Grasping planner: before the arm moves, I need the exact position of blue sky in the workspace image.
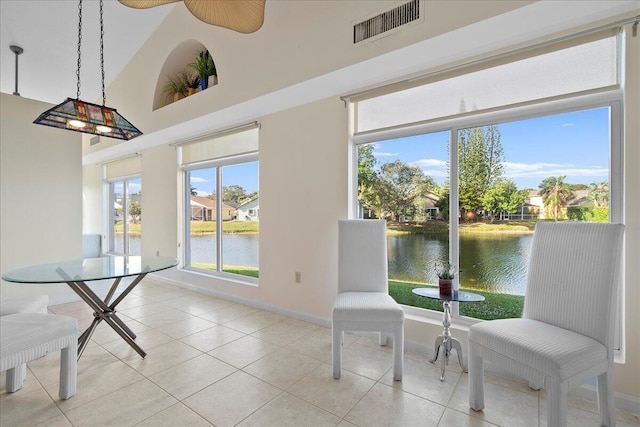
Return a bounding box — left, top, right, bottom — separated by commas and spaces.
190, 161, 259, 196
372, 107, 610, 189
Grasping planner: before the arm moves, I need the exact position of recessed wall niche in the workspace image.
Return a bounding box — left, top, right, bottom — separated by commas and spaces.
152, 40, 218, 111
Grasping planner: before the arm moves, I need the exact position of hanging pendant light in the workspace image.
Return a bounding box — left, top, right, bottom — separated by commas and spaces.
34, 0, 142, 141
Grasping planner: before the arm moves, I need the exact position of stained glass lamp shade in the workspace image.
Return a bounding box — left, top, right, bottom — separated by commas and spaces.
33, 98, 142, 141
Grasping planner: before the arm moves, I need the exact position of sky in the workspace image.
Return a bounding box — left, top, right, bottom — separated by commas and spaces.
189, 161, 259, 197
371, 107, 610, 189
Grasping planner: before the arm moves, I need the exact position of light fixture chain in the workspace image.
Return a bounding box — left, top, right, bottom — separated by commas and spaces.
76, 0, 83, 99
100, 0, 106, 106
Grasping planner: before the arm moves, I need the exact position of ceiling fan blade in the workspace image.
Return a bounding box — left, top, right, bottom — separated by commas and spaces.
117, 0, 180, 10
183, 0, 265, 33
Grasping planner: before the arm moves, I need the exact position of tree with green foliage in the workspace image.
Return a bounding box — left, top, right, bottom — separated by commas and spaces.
222, 185, 248, 205
129, 201, 142, 224
458, 125, 505, 217
588, 181, 608, 207
377, 160, 435, 221
482, 179, 528, 222
539, 175, 575, 220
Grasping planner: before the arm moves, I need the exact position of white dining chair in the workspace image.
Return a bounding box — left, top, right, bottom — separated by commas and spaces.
1, 313, 79, 399
468, 222, 624, 427
332, 219, 404, 381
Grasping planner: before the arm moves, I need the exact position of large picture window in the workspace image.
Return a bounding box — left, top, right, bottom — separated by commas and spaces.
180, 124, 259, 281
350, 31, 624, 334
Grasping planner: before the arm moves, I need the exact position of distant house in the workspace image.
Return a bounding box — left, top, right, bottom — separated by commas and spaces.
190, 196, 235, 221
236, 197, 259, 221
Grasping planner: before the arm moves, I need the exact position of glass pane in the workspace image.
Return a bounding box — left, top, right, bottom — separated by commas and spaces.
112, 181, 125, 254
221, 161, 259, 278
127, 178, 142, 256
357, 132, 449, 312
188, 168, 218, 271
457, 107, 610, 319
357, 36, 617, 132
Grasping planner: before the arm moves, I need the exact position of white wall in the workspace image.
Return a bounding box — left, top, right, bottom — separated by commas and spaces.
1, 93, 82, 300
80, 1, 640, 400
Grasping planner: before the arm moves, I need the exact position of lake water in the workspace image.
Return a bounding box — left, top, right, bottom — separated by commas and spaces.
120, 232, 531, 295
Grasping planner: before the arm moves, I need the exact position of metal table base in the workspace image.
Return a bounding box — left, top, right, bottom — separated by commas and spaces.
429, 300, 466, 381
57, 268, 148, 360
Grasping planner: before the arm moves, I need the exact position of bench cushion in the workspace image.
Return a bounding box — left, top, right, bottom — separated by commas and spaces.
333, 292, 404, 322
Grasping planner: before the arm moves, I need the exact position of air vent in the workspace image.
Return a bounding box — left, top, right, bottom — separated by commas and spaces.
353, 0, 419, 44
90, 136, 101, 146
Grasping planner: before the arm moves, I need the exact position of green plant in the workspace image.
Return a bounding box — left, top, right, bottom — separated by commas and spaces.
435, 261, 455, 280
190, 49, 217, 80
183, 70, 200, 89
161, 71, 188, 102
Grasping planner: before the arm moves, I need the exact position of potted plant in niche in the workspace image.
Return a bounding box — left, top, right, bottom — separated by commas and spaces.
435, 261, 455, 296
190, 49, 217, 91
183, 71, 200, 96
161, 72, 188, 104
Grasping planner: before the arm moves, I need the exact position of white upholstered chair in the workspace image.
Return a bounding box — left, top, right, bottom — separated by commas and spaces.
468, 222, 625, 427
332, 219, 404, 380
1, 313, 79, 399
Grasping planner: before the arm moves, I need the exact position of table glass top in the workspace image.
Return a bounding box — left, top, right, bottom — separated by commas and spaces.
2, 256, 178, 284
412, 287, 485, 302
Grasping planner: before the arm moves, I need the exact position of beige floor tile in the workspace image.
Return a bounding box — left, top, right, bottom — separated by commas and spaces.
48, 300, 89, 314
28, 342, 118, 387
33, 413, 74, 427
250, 318, 317, 346
143, 288, 193, 302
438, 408, 499, 426
287, 364, 375, 418
379, 355, 461, 405
285, 328, 357, 363
154, 316, 216, 339
157, 294, 205, 309
183, 370, 281, 427
180, 324, 246, 352
0, 387, 64, 426
135, 307, 194, 328
223, 310, 286, 334
237, 392, 342, 427
345, 382, 446, 427
244, 348, 322, 389
63, 379, 177, 427
89, 317, 151, 345
118, 302, 173, 319
540, 396, 640, 427
100, 328, 174, 359
148, 354, 236, 400
134, 402, 213, 426
449, 375, 539, 427
208, 335, 279, 368
340, 341, 394, 381
123, 340, 202, 376
43, 360, 144, 411
337, 421, 358, 427
112, 295, 154, 310
177, 298, 237, 316
199, 304, 259, 324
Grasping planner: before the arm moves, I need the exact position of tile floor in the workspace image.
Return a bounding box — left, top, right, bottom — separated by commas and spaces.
1, 279, 639, 427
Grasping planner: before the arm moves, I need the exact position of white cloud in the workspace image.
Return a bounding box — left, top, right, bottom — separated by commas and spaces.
561, 122, 575, 127
503, 161, 607, 179
373, 151, 398, 157
190, 177, 207, 183
412, 158, 447, 168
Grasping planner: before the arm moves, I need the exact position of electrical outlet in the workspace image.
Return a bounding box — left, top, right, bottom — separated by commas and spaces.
156, 250, 160, 256
295, 272, 301, 283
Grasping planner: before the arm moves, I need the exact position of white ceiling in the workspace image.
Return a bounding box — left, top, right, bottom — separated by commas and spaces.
0, 0, 173, 104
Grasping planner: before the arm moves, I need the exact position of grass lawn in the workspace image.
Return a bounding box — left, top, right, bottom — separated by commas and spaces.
387, 220, 536, 236
389, 279, 524, 320
191, 262, 259, 278
115, 220, 259, 235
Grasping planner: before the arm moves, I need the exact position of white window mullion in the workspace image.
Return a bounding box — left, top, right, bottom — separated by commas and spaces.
216, 167, 223, 272
450, 128, 460, 318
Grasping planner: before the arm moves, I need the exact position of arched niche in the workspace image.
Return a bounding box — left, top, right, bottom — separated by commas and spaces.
153, 39, 215, 111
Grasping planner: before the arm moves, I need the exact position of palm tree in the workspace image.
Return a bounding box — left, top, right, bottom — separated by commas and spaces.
538, 176, 575, 220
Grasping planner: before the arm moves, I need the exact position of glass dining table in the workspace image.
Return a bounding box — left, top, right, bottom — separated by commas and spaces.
2, 256, 177, 360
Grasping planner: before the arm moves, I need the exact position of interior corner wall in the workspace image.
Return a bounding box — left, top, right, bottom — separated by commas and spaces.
0, 93, 82, 301
153, 96, 347, 318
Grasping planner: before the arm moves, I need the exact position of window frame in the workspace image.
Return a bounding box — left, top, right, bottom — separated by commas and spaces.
106, 174, 142, 256
350, 89, 624, 354
181, 152, 259, 284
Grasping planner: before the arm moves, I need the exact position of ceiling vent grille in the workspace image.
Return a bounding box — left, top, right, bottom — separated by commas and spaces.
90, 136, 101, 146
353, 0, 419, 44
